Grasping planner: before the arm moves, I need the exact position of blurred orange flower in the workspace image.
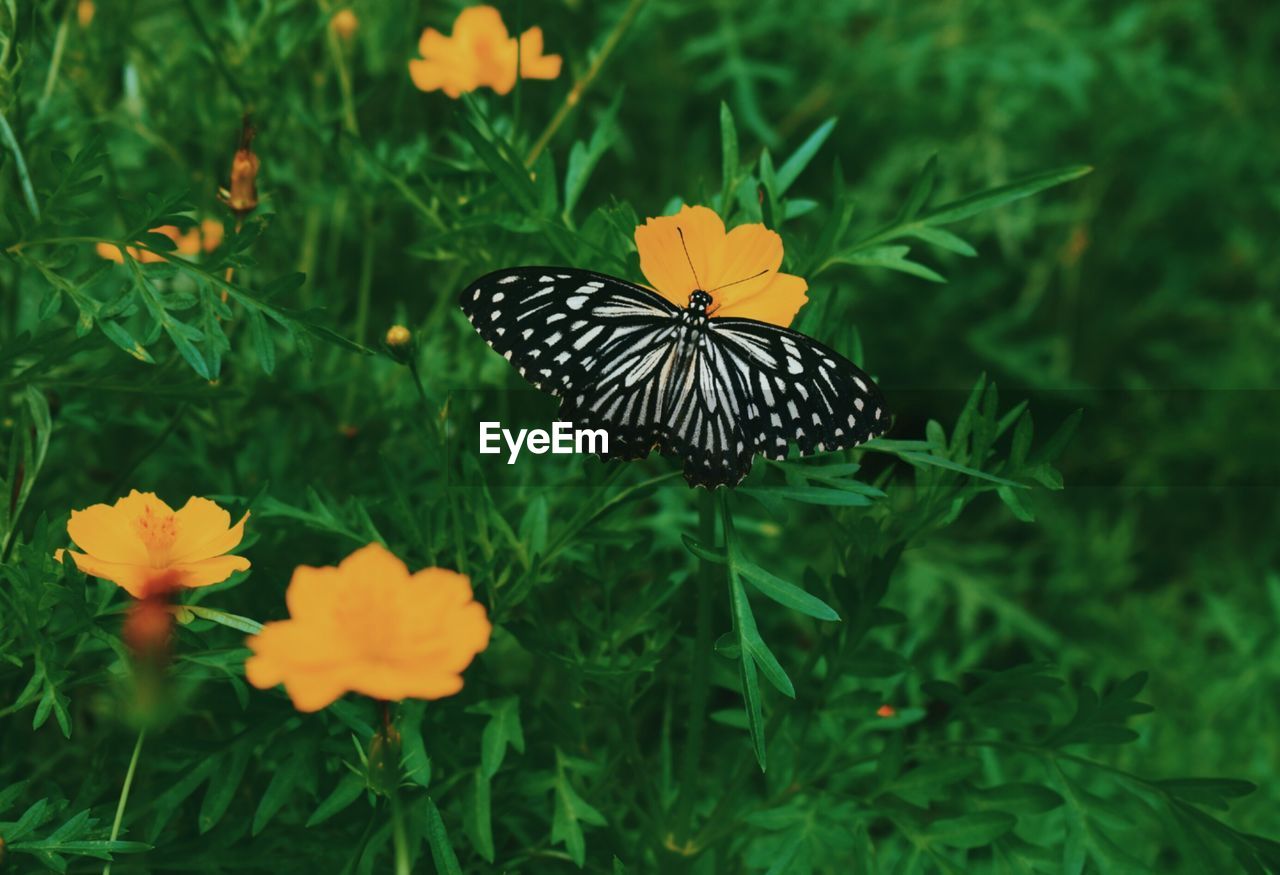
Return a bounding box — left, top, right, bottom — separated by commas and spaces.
634, 204, 809, 328
95, 219, 225, 264
245, 543, 491, 712
60, 490, 250, 598
409, 5, 561, 98
77, 0, 94, 27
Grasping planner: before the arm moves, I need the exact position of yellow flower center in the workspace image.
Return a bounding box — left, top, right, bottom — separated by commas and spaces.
133, 506, 179, 566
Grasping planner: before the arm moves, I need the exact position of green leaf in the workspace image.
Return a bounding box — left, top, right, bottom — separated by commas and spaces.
828, 244, 945, 283
739, 484, 875, 507
925, 811, 1017, 848
719, 101, 740, 211
423, 796, 463, 875
465, 769, 495, 862
474, 697, 524, 779
922, 165, 1093, 226
775, 117, 836, 195
734, 557, 840, 621
975, 782, 1065, 814
252, 748, 309, 835
457, 108, 539, 213
199, 747, 250, 833
305, 774, 365, 828
551, 752, 607, 867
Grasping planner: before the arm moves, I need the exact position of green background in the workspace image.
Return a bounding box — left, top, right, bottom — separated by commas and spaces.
1, 0, 1277, 872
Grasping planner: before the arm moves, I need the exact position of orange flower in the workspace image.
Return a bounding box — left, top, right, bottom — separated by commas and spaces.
60, 491, 250, 598
409, 5, 561, 98
634, 204, 809, 328
245, 543, 491, 712
876, 703, 897, 718
330, 8, 358, 40
77, 0, 94, 27
95, 220, 224, 263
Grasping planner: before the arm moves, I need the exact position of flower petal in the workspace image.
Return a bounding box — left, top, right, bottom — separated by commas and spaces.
352, 664, 465, 702
170, 498, 246, 563
518, 28, 562, 80
715, 270, 809, 327
171, 554, 250, 588
635, 205, 727, 306
709, 222, 784, 309
66, 496, 153, 565
65, 550, 159, 598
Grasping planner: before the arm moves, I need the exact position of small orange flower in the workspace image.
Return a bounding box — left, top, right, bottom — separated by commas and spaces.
95, 220, 224, 263
61, 490, 250, 598
245, 543, 491, 712
409, 5, 561, 98
77, 0, 95, 27
634, 205, 809, 328
876, 703, 897, 718
330, 8, 358, 40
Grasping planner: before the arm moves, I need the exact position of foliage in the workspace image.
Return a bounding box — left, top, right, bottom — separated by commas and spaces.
1, 0, 1277, 873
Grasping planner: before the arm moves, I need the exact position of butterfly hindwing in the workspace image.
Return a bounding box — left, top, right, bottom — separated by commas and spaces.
710, 319, 890, 460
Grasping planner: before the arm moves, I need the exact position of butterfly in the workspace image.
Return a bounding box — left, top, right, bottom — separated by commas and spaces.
459, 264, 889, 488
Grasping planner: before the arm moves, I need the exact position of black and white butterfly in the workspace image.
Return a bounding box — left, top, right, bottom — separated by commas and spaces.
459, 267, 889, 488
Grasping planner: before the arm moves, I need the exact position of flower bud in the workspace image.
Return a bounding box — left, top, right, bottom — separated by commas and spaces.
219, 119, 260, 216
385, 325, 411, 347
330, 9, 358, 40
367, 721, 403, 797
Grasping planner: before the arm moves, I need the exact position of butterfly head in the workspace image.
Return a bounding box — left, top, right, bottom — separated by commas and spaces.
688, 290, 713, 312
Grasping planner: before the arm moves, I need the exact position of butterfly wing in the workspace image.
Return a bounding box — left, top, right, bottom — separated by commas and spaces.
460, 267, 682, 460
459, 267, 679, 396
708, 318, 890, 461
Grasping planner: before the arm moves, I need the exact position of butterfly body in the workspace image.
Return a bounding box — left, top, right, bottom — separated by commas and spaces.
460, 267, 889, 488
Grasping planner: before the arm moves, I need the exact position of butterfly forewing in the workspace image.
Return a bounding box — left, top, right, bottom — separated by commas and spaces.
459, 267, 678, 397
460, 267, 889, 487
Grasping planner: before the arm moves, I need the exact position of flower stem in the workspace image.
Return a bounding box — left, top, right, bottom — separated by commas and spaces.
39, 0, 75, 111
103, 728, 146, 875
391, 789, 411, 875
524, 0, 648, 167
0, 109, 41, 221
671, 488, 718, 852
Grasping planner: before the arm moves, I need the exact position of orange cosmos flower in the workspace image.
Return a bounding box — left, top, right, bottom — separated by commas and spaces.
61, 491, 250, 598
634, 204, 809, 328
409, 5, 561, 98
95, 219, 225, 264
245, 543, 491, 713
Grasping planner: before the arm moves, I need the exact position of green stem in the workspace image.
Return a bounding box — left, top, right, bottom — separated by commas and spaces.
39, 0, 75, 110
391, 785, 411, 875
670, 489, 718, 851
524, 0, 648, 167
103, 729, 146, 875
0, 109, 41, 221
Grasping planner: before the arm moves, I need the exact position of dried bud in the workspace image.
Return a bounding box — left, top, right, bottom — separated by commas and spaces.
219, 118, 260, 216
330, 9, 358, 40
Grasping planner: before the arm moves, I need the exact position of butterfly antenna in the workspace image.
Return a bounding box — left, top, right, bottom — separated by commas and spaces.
707, 268, 769, 293
677, 227, 703, 290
